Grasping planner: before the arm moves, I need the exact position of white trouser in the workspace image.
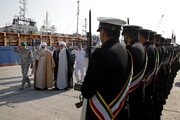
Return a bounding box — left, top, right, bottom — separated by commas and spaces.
75, 64, 85, 82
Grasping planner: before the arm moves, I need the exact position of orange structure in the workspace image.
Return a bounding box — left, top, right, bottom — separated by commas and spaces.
0, 32, 87, 46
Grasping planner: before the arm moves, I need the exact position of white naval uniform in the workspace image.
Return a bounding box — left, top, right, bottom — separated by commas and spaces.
72, 48, 86, 82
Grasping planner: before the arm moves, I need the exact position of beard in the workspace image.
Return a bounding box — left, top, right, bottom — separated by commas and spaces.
60, 47, 65, 50
41, 47, 46, 51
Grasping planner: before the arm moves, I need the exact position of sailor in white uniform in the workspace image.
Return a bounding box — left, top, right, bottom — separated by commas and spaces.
71, 43, 86, 83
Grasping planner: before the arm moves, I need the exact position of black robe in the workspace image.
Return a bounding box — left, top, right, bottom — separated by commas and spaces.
53, 49, 74, 88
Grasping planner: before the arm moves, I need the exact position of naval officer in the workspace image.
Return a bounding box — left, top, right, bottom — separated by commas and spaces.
81, 17, 133, 120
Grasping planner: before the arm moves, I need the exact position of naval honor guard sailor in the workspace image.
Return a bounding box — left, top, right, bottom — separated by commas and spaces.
139, 29, 156, 120
81, 17, 133, 120
122, 25, 147, 120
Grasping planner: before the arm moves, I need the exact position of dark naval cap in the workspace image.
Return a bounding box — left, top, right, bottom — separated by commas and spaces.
139, 29, 151, 39
139, 29, 151, 34
166, 38, 172, 43
21, 42, 27, 46
122, 25, 142, 35
149, 31, 157, 37
160, 36, 166, 43
149, 31, 157, 41
155, 34, 161, 39
97, 17, 126, 32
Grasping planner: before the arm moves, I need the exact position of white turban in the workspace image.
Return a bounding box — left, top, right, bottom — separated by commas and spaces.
59, 41, 66, 46
40, 42, 47, 47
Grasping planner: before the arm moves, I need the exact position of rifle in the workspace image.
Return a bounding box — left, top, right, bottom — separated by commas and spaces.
74, 10, 92, 109
74, 83, 84, 108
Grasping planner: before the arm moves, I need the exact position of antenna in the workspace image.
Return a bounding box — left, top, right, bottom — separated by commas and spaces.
19, 0, 27, 20
83, 18, 87, 35
45, 11, 49, 26
76, 0, 80, 34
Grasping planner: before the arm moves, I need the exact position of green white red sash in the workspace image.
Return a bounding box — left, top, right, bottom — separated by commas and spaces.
89, 50, 133, 120
129, 53, 148, 93
169, 52, 174, 67
155, 48, 160, 77
145, 50, 158, 87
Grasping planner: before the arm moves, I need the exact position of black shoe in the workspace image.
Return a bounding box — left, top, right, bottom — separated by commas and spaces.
63, 87, 68, 90
53, 87, 59, 90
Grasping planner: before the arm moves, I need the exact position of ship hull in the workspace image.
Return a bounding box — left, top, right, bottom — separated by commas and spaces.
0, 46, 20, 67
0, 46, 53, 67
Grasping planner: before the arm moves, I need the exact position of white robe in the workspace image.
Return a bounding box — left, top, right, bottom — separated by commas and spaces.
35, 49, 45, 89
56, 48, 68, 89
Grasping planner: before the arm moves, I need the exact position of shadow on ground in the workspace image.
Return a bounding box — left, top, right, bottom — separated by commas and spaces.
0, 77, 73, 107
0, 76, 22, 85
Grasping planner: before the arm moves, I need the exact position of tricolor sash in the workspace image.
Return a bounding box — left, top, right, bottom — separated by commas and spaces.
145, 49, 158, 87
89, 50, 133, 120
154, 48, 160, 77
169, 51, 174, 67
129, 52, 148, 93
156, 60, 164, 77
156, 50, 171, 76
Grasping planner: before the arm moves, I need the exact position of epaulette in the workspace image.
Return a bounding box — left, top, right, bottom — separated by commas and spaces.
98, 45, 102, 48
127, 43, 131, 46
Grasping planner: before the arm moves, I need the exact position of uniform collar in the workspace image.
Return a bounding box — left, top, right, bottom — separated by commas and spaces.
155, 44, 160, 47
129, 39, 139, 45
101, 38, 119, 48
149, 41, 154, 44
143, 41, 152, 47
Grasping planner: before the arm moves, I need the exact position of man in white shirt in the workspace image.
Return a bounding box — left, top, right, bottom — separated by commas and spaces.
50, 45, 55, 55
71, 43, 86, 83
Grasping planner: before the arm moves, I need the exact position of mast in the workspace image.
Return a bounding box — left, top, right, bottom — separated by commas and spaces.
76, 0, 80, 34
19, 0, 27, 20
45, 11, 49, 27
82, 18, 87, 36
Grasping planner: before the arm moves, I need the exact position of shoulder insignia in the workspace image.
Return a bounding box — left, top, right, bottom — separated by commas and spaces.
127, 43, 131, 46
98, 45, 102, 48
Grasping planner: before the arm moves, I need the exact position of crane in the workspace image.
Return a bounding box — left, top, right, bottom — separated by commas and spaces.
155, 14, 164, 32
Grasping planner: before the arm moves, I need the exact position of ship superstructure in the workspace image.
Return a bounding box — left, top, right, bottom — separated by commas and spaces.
0, 0, 87, 46
0, 0, 38, 34
39, 12, 57, 35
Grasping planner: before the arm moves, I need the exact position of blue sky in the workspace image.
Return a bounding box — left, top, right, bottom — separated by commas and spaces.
0, 0, 179, 43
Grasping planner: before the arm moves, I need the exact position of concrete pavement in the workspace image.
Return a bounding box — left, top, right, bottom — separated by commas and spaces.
0, 65, 82, 120
0, 65, 180, 120
161, 70, 180, 120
